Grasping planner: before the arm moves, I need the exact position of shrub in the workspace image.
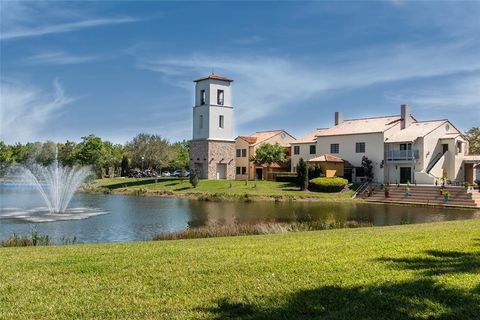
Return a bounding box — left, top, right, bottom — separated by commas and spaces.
276, 175, 297, 183
296, 158, 308, 190
1, 230, 51, 247
308, 177, 348, 193
189, 169, 199, 188
308, 164, 322, 179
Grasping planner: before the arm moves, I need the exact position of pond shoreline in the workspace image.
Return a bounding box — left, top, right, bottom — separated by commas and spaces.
80, 187, 358, 203
80, 187, 480, 210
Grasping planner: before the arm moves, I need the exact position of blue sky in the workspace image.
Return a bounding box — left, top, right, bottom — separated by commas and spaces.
1, 0, 479, 144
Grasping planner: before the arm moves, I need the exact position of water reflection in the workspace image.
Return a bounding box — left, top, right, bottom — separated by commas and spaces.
1, 187, 479, 244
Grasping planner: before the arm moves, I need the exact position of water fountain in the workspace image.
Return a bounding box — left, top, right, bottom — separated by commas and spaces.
0, 146, 108, 222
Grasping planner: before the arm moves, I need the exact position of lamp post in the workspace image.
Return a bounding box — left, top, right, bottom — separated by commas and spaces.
141, 156, 145, 173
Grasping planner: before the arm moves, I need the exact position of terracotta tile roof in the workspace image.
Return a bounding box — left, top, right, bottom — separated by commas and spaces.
315, 115, 403, 137
193, 74, 233, 82
293, 128, 328, 143
385, 120, 449, 143
238, 136, 257, 144
237, 130, 296, 147
308, 154, 344, 163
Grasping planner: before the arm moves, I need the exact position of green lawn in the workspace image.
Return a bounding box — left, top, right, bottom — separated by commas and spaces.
1, 220, 479, 319
87, 178, 355, 200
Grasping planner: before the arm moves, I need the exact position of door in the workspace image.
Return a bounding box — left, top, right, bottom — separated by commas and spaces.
255, 168, 263, 180
216, 164, 226, 180
400, 167, 412, 184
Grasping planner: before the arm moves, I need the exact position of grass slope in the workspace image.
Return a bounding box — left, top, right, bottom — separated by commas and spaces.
1, 220, 479, 319
88, 178, 355, 200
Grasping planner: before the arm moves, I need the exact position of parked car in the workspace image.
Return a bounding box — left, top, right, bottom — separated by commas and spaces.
172, 170, 190, 177
162, 171, 171, 177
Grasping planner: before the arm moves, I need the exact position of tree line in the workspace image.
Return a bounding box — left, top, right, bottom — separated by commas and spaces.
0, 133, 190, 178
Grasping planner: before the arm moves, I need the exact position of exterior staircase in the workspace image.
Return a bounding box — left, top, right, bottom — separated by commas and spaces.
468, 189, 480, 207
361, 185, 479, 208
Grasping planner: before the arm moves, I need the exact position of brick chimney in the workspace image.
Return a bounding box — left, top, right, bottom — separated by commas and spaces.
334, 112, 343, 126
400, 104, 412, 130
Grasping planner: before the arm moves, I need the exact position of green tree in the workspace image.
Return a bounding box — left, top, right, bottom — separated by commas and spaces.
121, 155, 129, 177
36, 141, 56, 166
466, 127, 480, 154
361, 156, 374, 181
250, 143, 286, 179
169, 140, 190, 170
58, 141, 78, 166
0, 141, 15, 175
75, 135, 106, 176
102, 141, 123, 175
126, 133, 174, 171
297, 158, 308, 190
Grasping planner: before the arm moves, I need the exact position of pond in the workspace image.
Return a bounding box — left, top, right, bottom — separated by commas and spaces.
1, 187, 479, 243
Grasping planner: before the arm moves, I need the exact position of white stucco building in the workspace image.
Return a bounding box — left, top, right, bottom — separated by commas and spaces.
291, 105, 474, 184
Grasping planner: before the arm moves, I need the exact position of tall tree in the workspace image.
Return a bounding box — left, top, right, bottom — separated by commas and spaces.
466, 127, 480, 154
0, 141, 14, 175
297, 158, 308, 190
121, 155, 130, 177
58, 141, 78, 166
36, 141, 56, 166
361, 156, 374, 181
126, 133, 174, 171
75, 135, 106, 176
169, 140, 190, 170
250, 143, 286, 179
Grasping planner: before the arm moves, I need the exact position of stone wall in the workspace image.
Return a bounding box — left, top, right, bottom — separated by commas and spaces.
189, 140, 235, 179
207, 140, 235, 180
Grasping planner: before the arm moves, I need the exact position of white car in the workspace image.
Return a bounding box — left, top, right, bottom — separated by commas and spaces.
162, 172, 171, 177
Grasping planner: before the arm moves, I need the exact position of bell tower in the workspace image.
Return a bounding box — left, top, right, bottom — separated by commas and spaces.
189, 73, 236, 179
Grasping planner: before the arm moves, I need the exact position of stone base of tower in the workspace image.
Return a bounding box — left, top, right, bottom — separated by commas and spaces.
189, 140, 235, 180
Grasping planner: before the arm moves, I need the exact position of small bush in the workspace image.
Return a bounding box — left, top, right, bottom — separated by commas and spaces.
308, 177, 348, 193
189, 169, 199, 188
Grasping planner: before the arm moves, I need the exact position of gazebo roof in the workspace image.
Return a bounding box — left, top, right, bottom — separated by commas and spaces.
308, 154, 344, 163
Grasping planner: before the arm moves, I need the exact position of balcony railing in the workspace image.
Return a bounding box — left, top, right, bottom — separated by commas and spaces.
385, 149, 419, 162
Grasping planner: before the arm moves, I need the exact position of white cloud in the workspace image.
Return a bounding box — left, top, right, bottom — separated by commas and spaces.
386, 76, 480, 110
135, 39, 480, 126
0, 79, 75, 143
24, 51, 97, 65
0, 1, 140, 40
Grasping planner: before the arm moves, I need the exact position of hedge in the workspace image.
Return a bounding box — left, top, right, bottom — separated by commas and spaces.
308, 177, 348, 193
275, 175, 298, 183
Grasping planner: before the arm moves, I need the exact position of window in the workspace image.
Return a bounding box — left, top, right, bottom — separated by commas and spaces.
200, 90, 206, 105
442, 144, 449, 153
236, 167, 247, 175
217, 90, 224, 105
356, 142, 365, 153
309, 145, 316, 154
236, 149, 241, 157
330, 143, 339, 154
199, 115, 203, 129
400, 143, 412, 151
241, 149, 247, 157
293, 146, 300, 155
456, 141, 462, 153
219, 115, 224, 128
